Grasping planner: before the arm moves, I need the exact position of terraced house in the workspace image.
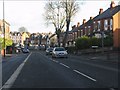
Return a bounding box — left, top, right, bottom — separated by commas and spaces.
10, 32, 22, 45
0, 19, 10, 39
66, 1, 120, 49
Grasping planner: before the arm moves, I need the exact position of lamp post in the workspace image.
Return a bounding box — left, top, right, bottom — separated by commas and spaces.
101, 31, 104, 54
3, 0, 5, 57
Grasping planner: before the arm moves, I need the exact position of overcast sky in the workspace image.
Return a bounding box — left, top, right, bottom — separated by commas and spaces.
0, 0, 119, 33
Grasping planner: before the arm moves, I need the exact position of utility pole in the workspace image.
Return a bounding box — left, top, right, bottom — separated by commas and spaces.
101, 31, 104, 54
3, 0, 5, 57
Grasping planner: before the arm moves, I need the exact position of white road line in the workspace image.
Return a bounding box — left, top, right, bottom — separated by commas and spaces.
38, 52, 59, 63
60, 63, 70, 68
52, 60, 59, 63
0, 52, 32, 90
73, 69, 97, 82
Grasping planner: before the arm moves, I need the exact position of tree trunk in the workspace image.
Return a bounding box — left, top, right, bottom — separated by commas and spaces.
56, 28, 61, 47
57, 35, 60, 47
62, 20, 70, 47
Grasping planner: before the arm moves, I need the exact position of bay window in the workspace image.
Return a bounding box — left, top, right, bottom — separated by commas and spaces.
97, 21, 101, 31
104, 19, 108, 30
110, 19, 113, 30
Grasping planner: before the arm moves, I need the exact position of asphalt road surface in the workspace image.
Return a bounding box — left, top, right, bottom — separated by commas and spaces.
1, 51, 119, 89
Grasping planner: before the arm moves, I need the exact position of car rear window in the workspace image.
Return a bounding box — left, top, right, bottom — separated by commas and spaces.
55, 48, 65, 51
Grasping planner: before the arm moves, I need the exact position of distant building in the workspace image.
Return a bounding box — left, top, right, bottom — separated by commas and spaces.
29, 32, 52, 49
10, 32, 22, 45
21, 32, 30, 46
0, 19, 10, 39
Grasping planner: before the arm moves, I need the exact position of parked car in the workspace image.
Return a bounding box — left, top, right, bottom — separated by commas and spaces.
46, 47, 54, 55
52, 47, 68, 58
22, 48, 30, 53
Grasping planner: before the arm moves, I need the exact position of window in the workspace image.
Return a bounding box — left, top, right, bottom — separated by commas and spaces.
104, 20, 108, 30
85, 27, 87, 35
88, 26, 91, 34
93, 21, 96, 32
75, 32, 77, 39
97, 21, 101, 31
81, 29, 83, 36
110, 19, 113, 30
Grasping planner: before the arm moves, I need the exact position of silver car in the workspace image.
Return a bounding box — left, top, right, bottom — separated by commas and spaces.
52, 47, 68, 58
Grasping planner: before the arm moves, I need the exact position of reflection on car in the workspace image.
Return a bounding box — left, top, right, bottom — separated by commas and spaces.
46, 47, 53, 55
22, 48, 30, 53
52, 47, 68, 58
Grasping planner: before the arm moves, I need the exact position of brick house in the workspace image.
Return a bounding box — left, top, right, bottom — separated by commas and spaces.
59, 1, 120, 48
0, 19, 10, 39
10, 32, 22, 45
93, 1, 120, 48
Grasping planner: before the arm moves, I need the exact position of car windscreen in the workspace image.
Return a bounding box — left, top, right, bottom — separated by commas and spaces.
47, 48, 53, 51
55, 48, 65, 51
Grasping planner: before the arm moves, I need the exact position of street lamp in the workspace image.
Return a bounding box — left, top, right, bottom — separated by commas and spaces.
3, 0, 5, 57
101, 31, 104, 54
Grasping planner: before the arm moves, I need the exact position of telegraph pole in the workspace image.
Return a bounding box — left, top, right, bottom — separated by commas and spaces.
3, 0, 5, 57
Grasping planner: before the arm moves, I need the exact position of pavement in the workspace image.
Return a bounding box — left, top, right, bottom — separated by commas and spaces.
74, 51, 120, 63
0, 54, 18, 62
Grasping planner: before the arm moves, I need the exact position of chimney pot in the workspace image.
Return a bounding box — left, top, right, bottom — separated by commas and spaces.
110, 1, 115, 8
72, 25, 76, 29
77, 22, 80, 27
83, 19, 86, 24
99, 8, 103, 14
90, 17, 93, 20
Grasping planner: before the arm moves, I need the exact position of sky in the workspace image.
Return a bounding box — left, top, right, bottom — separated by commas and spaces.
0, 0, 119, 34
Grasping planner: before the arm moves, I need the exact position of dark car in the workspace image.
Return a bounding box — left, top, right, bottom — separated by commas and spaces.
46, 47, 53, 55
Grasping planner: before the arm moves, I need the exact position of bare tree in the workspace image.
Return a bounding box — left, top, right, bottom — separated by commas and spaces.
18, 27, 28, 33
62, 0, 80, 47
44, 0, 66, 47
44, 0, 83, 47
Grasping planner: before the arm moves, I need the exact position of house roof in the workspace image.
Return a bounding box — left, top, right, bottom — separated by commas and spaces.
71, 27, 78, 32
94, 5, 120, 20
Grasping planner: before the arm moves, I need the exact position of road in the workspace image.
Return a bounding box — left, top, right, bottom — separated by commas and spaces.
1, 50, 119, 89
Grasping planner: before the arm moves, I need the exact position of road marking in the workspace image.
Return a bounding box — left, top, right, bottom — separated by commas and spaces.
60, 63, 70, 68
73, 69, 97, 82
52, 60, 59, 63
0, 52, 32, 90
38, 52, 59, 64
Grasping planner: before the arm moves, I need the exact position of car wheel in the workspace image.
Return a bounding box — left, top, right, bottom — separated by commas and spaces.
52, 55, 54, 58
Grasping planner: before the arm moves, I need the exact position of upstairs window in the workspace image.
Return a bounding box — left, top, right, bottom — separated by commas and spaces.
104, 20, 108, 30
93, 21, 96, 32
81, 29, 83, 36
97, 21, 101, 31
110, 19, 113, 30
88, 26, 91, 34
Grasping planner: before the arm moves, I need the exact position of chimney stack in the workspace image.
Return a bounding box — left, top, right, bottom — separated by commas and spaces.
99, 8, 103, 15
72, 25, 76, 29
77, 22, 80, 27
90, 17, 93, 20
110, 1, 115, 8
83, 19, 86, 24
